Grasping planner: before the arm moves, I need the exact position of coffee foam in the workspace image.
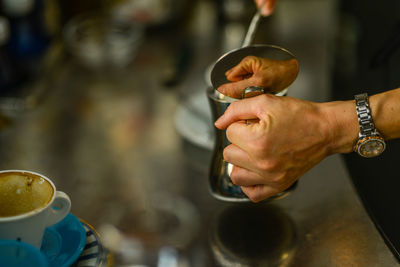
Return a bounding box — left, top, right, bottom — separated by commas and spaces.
0, 172, 54, 217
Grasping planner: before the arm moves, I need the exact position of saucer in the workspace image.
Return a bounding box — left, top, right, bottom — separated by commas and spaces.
174, 89, 214, 150
72, 218, 109, 267
0, 240, 49, 267
41, 213, 86, 267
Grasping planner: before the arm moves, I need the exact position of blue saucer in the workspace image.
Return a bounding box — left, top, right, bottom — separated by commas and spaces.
41, 213, 86, 267
0, 240, 49, 267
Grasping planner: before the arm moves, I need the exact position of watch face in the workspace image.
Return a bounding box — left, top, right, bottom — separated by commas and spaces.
359, 139, 386, 158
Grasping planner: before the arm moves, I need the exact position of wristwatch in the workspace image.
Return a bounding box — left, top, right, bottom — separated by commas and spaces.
354, 93, 386, 158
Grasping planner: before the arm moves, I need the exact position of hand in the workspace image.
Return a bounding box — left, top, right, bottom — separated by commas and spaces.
254, 0, 278, 16
214, 94, 358, 202
217, 56, 299, 99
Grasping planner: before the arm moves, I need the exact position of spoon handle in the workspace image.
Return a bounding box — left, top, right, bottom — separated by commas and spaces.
242, 9, 262, 48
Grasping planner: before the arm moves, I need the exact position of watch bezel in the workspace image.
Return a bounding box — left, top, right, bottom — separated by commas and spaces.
355, 136, 386, 158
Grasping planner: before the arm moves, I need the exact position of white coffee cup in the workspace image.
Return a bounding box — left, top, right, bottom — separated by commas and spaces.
0, 170, 71, 248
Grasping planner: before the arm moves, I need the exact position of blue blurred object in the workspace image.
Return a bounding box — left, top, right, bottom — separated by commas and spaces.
0, 240, 49, 267
0, 0, 53, 95
41, 213, 87, 267
3, 0, 50, 57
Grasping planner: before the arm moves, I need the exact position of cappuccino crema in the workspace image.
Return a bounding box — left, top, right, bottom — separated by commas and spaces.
0, 172, 54, 217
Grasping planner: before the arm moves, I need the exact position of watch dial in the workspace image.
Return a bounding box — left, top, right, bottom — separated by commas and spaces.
360, 140, 385, 158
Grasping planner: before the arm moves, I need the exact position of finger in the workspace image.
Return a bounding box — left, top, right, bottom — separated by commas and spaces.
260, 0, 277, 16
225, 121, 257, 149
225, 65, 253, 82
214, 97, 265, 129
254, 0, 264, 8
217, 78, 258, 99
223, 144, 257, 172
230, 165, 267, 186
224, 67, 247, 81
225, 56, 262, 83
241, 184, 280, 202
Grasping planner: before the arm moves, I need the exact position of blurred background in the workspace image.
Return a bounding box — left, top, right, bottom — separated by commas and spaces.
0, 0, 398, 266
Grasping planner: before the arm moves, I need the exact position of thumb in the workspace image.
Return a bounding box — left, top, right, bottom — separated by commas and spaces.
218, 79, 258, 99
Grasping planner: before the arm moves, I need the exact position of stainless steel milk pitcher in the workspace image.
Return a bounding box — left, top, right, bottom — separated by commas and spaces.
207, 88, 245, 201
207, 86, 299, 202
207, 44, 299, 202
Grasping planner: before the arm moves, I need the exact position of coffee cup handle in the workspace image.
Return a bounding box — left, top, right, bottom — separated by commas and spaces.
46, 191, 71, 227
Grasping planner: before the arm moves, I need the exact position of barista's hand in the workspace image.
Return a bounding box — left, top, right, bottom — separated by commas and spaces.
214, 94, 358, 202
254, 0, 277, 16
217, 56, 299, 99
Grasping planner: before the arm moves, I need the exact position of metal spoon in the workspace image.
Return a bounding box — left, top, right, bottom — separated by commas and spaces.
242, 9, 262, 47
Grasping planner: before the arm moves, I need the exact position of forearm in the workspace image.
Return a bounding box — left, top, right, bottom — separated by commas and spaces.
322, 87, 400, 155
370, 88, 400, 140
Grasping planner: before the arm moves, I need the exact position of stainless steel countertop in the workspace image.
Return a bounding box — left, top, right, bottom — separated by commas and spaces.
0, 0, 398, 266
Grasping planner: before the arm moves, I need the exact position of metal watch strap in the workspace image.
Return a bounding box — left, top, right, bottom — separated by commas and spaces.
355, 93, 377, 138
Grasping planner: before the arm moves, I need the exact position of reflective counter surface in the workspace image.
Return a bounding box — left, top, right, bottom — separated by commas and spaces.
0, 0, 398, 266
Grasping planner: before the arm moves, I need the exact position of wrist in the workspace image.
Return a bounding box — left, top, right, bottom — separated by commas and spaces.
369, 89, 400, 140
319, 100, 359, 155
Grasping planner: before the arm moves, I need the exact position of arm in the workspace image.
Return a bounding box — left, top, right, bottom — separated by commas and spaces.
214, 88, 400, 202
325, 88, 400, 154
369, 88, 400, 140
